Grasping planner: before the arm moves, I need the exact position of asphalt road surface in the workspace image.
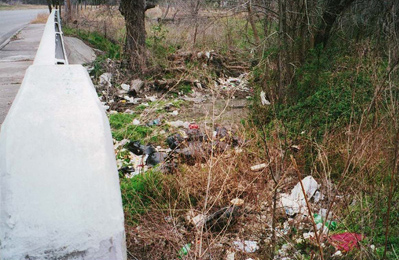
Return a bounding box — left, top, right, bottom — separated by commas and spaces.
0, 9, 47, 49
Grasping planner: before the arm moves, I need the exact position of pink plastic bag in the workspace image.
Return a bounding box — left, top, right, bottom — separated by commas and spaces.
329, 232, 364, 252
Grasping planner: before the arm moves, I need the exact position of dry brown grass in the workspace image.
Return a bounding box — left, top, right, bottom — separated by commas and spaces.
31, 12, 49, 24
64, 4, 260, 57
123, 124, 277, 260
0, 3, 47, 10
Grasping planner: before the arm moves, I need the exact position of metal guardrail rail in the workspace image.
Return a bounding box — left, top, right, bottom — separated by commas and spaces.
34, 9, 68, 65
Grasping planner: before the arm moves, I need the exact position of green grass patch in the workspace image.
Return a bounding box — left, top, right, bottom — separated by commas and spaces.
120, 169, 165, 224
63, 26, 122, 59
109, 113, 154, 141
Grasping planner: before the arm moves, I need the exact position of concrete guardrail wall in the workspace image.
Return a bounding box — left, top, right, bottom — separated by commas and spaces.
0, 10, 127, 260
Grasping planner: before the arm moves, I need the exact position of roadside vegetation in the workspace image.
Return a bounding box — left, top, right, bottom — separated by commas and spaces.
61, 0, 399, 259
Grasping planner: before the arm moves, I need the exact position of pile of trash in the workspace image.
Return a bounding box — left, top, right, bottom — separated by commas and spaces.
115, 124, 243, 177
215, 73, 250, 93
273, 176, 365, 259
95, 68, 252, 114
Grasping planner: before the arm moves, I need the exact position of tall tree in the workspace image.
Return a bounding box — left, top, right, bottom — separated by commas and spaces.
120, 0, 155, 76
46, 0, 52, 13
315, 0, 356, 47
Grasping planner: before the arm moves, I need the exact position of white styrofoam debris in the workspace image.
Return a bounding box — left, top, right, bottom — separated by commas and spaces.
233, 240, 259, 253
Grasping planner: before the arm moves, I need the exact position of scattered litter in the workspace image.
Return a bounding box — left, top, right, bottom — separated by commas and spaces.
189, 123, 199, 129
313, 191, 323, 203
191, 214, 206, 227
147, 119, 161, 126
170, 110, 179, 116
250, 163, 267, 171
277, 243, 293, 257
114, 139, 130, 150
303, 232, 315, 240
121, 83, 130, 91
131, 79, 144, 95
164, 216, 173, 223
290, 145, 300, 152
329, 232, 364, 252
146, 95, 158, 102
332, 250, 343, 257
226, 250, 235, 260
233, 240, 259, 253
124, 95, 140, 104
166, 134, 184, 149
280, 176, 319, 216
183, 96, 206, 103
260, 91, 271, 105
133, 119, 140, 125
102, 103, 109, 110
314, 213, 336, 231
119, 166, 135, 175
230, 198, 244, 206
169, 120, 190, 128
178, 243, 191, 258
126, 141, 148, 155
99, 72, 112, 87
216, 74, 250, 92
146, 151, 166, 166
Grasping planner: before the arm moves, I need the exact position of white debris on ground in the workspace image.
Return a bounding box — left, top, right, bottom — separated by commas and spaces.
250, 163, 267, 171
216, 73, 250, 92
233, 240, 259, 253
114, 139, 149, 178
99, 72, 112, 88
280, 176, 319, 216
121, 83, 130, 91
260, 91, 271, 105
168, 120, 190, 128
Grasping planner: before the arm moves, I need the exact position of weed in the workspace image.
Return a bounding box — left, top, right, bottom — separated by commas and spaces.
31, 13, 48, 24
178, 83, 192, 94
120, 169, 166, 224
63, 26, 122, 59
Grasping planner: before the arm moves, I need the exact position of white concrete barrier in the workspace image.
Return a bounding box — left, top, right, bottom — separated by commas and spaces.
0, 65, 127, 260
0, 10, 126, 260
34, 10, 68, 65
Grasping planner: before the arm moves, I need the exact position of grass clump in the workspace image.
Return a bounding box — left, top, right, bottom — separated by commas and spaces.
120, 169, 166, 224
109, 113, 153, 141
63, 26, 122, 59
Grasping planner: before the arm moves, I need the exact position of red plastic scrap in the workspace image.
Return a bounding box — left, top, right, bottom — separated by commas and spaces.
189, 123, 199, 129
329, 232, 364, 252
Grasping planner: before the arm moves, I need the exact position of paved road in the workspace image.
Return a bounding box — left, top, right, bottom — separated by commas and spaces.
0, 24, 45, 127
0, 9, 47, 48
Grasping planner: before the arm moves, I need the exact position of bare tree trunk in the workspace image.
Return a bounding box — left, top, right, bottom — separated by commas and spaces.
66, 0, 72, 22
277, 0, 286, 100
46, 0, 52, 13
247, 0, 260, 46
192, 0, 201, 47
120, 0, 147, 76
314, 0, 356, 47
